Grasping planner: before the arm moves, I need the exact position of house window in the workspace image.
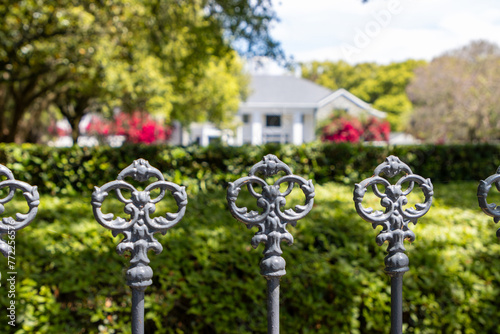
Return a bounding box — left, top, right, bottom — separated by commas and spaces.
208, 136, 221, 145
242, 114, 250, 124
266, 115, 281, 127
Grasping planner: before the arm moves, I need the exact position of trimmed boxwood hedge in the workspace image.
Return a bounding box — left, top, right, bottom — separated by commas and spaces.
1, 182, 500, 333
0, 142, 499, 196
0, 143, 499, 333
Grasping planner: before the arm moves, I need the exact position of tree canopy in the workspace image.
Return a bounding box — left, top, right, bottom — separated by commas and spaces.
0, 0, 283, 143
301, 59, 425, 131
407, 40, 500, 143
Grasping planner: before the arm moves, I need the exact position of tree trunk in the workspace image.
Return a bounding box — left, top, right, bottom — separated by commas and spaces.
69, 111, 85, 144
0, 84, 9, 140
57, 97, 89, 145
7, 102, 26, 143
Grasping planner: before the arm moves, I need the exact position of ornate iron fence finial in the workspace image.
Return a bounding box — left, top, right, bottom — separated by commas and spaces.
0, 164, 39, 257
227, 154, 315, 334
91, 159, 187, 334
477, 166, 500, 239
354, 155, 433, 334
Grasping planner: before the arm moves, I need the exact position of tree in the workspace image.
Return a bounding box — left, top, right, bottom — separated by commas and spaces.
0, 0, 283, 143
407, 40, 500, 143
0, 0, 99, 142
301, 59, 425, 131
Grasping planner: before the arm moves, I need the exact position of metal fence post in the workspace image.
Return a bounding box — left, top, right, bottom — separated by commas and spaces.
91, 159, 187, 334
0, 164, 39, 258
477, 166, 500, 237
353, 156, 433, 334
226, 154, 315, 334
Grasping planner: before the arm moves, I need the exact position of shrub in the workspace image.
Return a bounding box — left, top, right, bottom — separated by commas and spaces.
363, 117, 390, 141
321, 116, 363, 143
2, 182, 500, 333
0, 143, 499, 197
0, 144, 498, 332
86, 111, 172, 144
320, 116, 390, 143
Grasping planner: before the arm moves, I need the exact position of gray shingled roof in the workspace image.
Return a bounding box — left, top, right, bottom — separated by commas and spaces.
244, 75, 334, 105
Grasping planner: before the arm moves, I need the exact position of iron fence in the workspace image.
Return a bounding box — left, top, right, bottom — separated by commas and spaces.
0, 164, 39, 258
354, 156, 433, 334
91, 159, 187, 334
227, 154, 315, 334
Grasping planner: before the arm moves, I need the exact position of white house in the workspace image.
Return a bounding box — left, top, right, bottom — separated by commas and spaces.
170, 75, 386, 146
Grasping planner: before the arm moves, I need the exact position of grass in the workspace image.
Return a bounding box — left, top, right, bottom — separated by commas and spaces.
1, 180, 499, 333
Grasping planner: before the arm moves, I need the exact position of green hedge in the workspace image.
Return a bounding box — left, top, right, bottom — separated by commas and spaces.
1, 182, 500, 333
0, 143, 499, 196
0, 143, 499, 332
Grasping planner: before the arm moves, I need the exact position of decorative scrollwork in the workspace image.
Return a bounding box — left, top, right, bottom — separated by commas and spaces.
354, 156, 433, 275
477, 166, 500, 239
227, 154, 315, 278
0, 164, 39, 257
91, 159, 187, 288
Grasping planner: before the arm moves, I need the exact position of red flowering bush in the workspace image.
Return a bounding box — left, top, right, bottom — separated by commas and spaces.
86, 117, 111, 137
48, 121, 72, 137
363, 117, 391, 141
321, 116, 390, 143
86, 111, 172, 144
321, 117, 363, 143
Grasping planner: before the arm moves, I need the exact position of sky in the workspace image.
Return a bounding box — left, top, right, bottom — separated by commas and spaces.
259, 0, 500, 72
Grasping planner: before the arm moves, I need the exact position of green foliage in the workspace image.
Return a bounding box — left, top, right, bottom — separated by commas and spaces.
301, 59, 426, 131
407, 40, 500, 143
2, 180, 500, 333
1, 143, 500, 197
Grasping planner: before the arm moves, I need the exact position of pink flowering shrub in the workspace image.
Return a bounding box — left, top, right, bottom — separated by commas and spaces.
86, 111, 172, 144
321, 116, 390, 143
48, 121, 72, 137
321, 117, 363, 143
362, 117, 391, 142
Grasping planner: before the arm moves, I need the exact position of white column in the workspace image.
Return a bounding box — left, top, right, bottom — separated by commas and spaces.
251, 111, 262, 145
201, 126, 209, 146
292, 112, 303, 145
236, 125, 243, 146
168, 121, 182, 145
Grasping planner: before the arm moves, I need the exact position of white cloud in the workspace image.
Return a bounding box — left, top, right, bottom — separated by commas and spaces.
270, 0, 500, 65
439, 11, 500, 43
